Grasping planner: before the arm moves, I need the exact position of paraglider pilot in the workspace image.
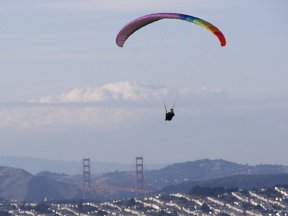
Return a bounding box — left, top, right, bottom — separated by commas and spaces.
165, 108, 175, 121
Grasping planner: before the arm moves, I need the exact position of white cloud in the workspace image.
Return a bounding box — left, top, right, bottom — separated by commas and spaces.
179, 85, 226, 98
35, 81, 178, 103
0, 81, 287, 130
0, 106, 146, 129
0, 81, 228, 129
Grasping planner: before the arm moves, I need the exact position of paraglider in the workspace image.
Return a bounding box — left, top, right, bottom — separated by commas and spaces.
116, 12, 226, 47
116, 13, 226, 122
165, 107, 175, 121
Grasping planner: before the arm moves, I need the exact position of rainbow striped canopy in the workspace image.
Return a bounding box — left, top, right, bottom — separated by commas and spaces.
116, 13, 226, 47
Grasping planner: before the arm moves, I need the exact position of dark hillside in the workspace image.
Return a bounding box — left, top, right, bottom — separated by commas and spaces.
159, 173, 288, 194
0, 166, 33, 200
25, 175, 81, 201
145, 159, 288, 189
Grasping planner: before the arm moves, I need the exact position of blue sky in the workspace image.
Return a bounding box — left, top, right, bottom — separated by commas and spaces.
0, 0, 288, 165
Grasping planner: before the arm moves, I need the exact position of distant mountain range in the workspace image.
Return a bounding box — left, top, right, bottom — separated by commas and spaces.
1, 159, 288, 201
0, 156, 167, 175
0, 166, 81, 201
145, 159, 288, 189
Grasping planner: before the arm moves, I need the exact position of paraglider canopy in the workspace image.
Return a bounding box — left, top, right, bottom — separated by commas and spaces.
116, 13, 226, 47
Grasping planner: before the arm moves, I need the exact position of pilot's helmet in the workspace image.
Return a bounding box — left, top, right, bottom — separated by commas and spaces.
170, 108, 174, 112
